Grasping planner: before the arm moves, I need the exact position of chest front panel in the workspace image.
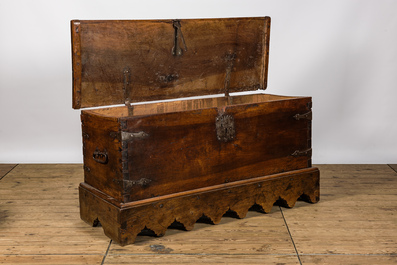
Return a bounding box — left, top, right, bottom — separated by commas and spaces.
119, 97, 312, 202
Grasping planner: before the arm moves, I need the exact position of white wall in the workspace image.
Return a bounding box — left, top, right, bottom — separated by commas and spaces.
0, 0, 396, 164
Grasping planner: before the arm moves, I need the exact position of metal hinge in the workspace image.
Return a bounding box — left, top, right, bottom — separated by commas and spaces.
294, 110, 312, 121
172, 20, 187, 56
224, 52, 236, 97
123, 67, 134, 116
291, 148, 312, 157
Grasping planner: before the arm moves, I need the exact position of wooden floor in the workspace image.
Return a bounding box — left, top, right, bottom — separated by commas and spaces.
0, 164, 396, 265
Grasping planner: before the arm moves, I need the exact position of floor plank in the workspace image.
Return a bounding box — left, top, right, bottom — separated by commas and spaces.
0, 255, 104, 265
283, 164, 397, 255
104, 254, 300, 264
0, 164, 17, 179
1, 164, 397, 264
106, 208, 299, 264
108, 209, 297, 255
300, 255, 397, 265
0, 164, 110, 256
389, 164, 397, 173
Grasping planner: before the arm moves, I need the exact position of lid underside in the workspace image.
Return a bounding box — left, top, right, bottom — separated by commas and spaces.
71, 17, 271, 109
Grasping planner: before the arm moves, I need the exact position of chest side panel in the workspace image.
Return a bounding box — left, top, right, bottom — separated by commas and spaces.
121, 97, 312, 202
81, 112, 123, 201
71, 17, 270, 109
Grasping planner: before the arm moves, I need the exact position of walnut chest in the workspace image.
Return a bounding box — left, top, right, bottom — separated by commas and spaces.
71, 17, 320, 246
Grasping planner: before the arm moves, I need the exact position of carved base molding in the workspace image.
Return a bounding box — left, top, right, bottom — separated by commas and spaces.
79, 167, 320, 246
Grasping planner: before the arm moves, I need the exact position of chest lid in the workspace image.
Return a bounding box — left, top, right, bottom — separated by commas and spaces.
71, 17, 271, 109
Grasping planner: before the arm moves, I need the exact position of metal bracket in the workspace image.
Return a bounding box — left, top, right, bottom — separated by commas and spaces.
216, 114, 235, 142
121, 131, 149, 141
291, 148, 312, 157
123, 67, 134, 116
224, 53, 236, 98
123, 67, 131, 105
93, 148, 108, 164
124, 178, 152, 189
294, 110, 312, 121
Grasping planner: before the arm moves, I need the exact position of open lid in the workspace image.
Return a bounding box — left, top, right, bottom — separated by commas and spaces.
71, 17, 271, 109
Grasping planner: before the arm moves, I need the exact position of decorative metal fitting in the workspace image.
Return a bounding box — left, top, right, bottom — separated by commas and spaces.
291, 148, 312, 157
123, 67, 131, 106
216, 114, 235, 142
123, 178, 152, 189
121, 131, 149, 141
294, 110, 312, 121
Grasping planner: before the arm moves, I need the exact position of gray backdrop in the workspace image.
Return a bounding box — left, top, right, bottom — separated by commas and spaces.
0, 0, 396, 163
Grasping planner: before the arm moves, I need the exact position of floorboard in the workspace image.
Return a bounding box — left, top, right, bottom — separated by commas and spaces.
108, 209, 296, 255
283, 164, 397, 257
0, 164, 110, 261
389, 164, 397, 173
300, 255, 397, 265
0, 164, 396, 264
0, 255, 104, 265
104, 254, 301, 264
0, 164, 17, 180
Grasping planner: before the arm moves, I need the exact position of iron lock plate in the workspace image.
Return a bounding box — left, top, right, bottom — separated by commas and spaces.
216, 114, 235, 142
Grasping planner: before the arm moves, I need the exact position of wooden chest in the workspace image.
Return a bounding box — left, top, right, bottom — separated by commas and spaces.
71, 17, 320, 246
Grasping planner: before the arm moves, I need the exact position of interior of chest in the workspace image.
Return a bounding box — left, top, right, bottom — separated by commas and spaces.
84, 93, 298, 118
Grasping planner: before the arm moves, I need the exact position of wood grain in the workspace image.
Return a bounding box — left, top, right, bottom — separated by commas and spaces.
300, 255, 397, 265
0, 255, 104, 265
71, 21, 82, 109
72, 17, 271, 109
108, 210, 296, 254
121, 96, 312, 202
80, 112, 123, 201
82, 94, 299, 118
104, 254, 300, 264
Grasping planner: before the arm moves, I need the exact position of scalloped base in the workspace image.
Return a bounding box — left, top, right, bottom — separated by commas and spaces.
79, 167, 319, 246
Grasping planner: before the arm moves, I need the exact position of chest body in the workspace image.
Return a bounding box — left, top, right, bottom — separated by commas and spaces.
72, 17, 319, 245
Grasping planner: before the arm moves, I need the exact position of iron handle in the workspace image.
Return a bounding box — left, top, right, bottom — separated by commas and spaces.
93, 148, 108, 164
